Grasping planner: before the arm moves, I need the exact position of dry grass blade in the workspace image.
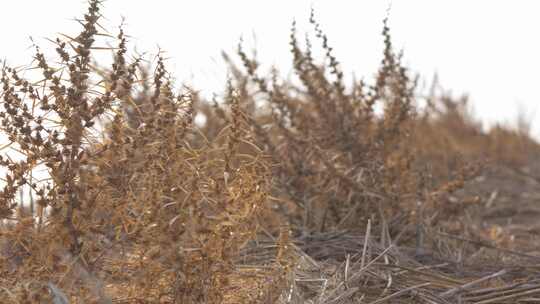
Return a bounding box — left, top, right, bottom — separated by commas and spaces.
367, 282, 432, 304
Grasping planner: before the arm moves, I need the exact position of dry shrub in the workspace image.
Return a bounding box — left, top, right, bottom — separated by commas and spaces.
415, 92, 540, 177
223, 15, 416, 231
217, 11, 477, 237
0, 1, 270, 303
1, 1, 539, 303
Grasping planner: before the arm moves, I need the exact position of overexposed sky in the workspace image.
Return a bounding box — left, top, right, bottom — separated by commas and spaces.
2, 0, 540, 136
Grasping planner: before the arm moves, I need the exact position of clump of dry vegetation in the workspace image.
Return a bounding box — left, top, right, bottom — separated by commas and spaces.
1, 1, 540, 303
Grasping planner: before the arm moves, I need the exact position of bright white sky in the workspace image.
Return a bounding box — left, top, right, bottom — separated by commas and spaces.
2, 0, 540, 137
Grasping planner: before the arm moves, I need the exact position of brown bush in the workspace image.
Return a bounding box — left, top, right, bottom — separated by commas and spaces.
1, 2, 539, 303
